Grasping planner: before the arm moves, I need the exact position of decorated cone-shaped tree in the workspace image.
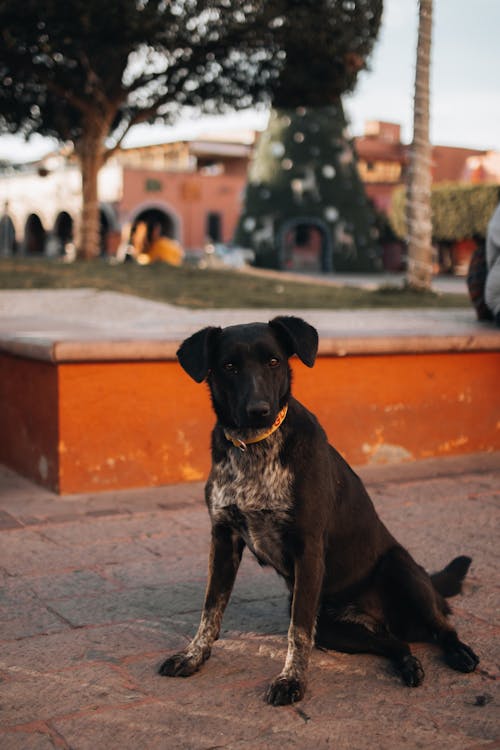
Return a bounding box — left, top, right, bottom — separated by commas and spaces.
236, 104, 379, 271
236, 0, 383, 272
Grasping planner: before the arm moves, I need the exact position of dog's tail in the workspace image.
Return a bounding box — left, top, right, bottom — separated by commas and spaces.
431, 555, 472, 598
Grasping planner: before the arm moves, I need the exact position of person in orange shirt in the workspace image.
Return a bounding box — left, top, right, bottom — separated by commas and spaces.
138, 222, 184, 267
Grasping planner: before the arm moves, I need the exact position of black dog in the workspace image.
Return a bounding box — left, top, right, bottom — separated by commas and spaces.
159, 316, 479, 705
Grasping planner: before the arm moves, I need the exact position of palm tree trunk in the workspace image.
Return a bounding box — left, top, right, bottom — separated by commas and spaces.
406, 0, 433, 290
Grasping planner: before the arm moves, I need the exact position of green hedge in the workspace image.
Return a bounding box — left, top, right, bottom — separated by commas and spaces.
390, 183, 500, 241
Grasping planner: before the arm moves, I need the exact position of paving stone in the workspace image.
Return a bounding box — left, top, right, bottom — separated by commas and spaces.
103, 556, 208, 589
0, 663, 142, 728
1, 455, 498, 749
230, 721, 496, 750
0, 622, 183, 674
0, 579, 69, 638
45, 582, 207, 628
425, 692, 500, 742
51, 700, 284, 750
0, 730, 56, 750
40, 512, 182, 546
0, 510, 24, 530
0, 531, 155, 576
0, 603, 68, 641
25, 569, 118, 601
135, 526, 211, 560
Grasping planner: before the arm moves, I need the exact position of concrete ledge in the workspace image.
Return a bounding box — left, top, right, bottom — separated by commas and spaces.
1, 290, 499, 494
0, 289, 498, 362
1, 328, 499, 362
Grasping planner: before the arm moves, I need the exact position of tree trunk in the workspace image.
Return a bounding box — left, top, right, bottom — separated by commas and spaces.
406, 0, 433, 290
76, 128, 105, 259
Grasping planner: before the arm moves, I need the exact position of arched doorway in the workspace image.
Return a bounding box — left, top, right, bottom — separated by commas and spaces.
99, 209, 109, 256
0, 213, 16, 256
279, 218, 333, 272
131, 207, 177, 250
24, 214, 46, 255
53, 211, 74, 255
54, 212, 73, 244
99, 203, 120, 256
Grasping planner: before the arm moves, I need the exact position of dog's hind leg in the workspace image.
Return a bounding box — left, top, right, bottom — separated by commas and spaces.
436, 629, 479, 673
159, 524, 244, 678
315, 615, 425, 687
376, 546, 479, 674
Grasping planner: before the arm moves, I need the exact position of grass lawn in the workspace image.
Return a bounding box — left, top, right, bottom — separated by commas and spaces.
0, 257, 470, 309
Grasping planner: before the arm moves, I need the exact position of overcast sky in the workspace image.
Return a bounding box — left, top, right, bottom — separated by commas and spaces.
1, 0, 498, 162
345, 0, 500, 150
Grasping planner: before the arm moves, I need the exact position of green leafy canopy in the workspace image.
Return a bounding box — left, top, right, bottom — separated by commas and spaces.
0, 0, 382, 153
391, 183, 500, 242
0, 0, 279, 153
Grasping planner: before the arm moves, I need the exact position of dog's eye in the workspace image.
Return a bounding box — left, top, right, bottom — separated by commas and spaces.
223, 362, 236, 373
269, 357, 280, 368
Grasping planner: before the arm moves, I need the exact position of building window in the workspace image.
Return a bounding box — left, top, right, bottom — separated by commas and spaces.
206, 212, 222, 242
199, 161, 224, 176
145, 178, 163, 192
358, 160, 402, 183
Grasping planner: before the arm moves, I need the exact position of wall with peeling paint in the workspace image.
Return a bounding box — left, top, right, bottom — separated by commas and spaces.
292, 352, 499, 466
0, 355, 59, 490
1, 349, 498, 494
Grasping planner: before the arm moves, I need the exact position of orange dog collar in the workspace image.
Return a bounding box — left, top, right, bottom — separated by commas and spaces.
224, 404, 288, 451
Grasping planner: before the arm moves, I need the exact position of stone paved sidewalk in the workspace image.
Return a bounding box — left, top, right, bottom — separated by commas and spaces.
0, 454, 498, 749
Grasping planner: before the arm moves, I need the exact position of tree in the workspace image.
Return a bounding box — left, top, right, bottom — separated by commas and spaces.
235, 0, 384, 272
0, 0, 277, 258
391, 183, 500, 244
406, 0, 434, 289
266, 0, 383, 108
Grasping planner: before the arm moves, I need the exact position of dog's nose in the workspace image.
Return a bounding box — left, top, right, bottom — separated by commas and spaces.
247, 400, 271, 419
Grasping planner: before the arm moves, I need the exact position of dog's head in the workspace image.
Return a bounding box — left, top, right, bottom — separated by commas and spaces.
177, 316, 318, 430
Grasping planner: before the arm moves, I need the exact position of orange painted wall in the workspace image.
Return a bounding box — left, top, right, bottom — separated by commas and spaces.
292, 352, 500, 465
55, 351, 500, 494
2, 351, 498, 494
0, 354, 59, 491
57, 360, 214, 494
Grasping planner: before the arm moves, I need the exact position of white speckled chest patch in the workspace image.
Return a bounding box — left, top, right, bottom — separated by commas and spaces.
210, 432, 292, 514
209, 432, 294, 575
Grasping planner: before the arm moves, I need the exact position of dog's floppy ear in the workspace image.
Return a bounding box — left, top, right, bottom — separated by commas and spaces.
177, 326, 221, 382
269, 316, 318, 367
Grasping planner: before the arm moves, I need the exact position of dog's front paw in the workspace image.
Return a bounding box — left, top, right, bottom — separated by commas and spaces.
397, 654, 425, 687
265, 674, 305, 706
158, 650, 206, 678
444, 641, 479, 673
